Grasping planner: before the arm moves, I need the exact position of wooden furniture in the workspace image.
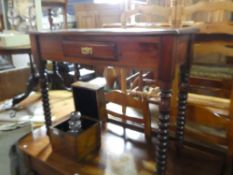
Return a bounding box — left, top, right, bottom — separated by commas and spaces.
75, 3, 123, 28
42, 0, 68, 29
102, 3, 174, 106
72, 81, 106, 121
42, 0, 70, 90
30, 28, 197, 175
173, 0, 233, 160
120, 4, 173, 28
0, 45, 40, 106
181, 0, 233, 98
49, 82, 105, 162
0, 67, 30, 102
50, 114, 101, 161
105, 90, 151, 139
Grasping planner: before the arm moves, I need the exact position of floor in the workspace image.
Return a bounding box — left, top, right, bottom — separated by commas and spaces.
17, 123, 230, 175
0, 124, 31, 175
0, 90, 74, 175
0, 90, 232, 175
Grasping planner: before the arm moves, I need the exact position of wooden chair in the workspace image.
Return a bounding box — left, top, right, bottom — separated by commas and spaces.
180, 0, 233, 98
172, 0, 233, 160
120, 3, 173, 28
179, 0, 233, 116
119, 1, 233, 162
104, 90, 151, 139
178, 102, 233, 157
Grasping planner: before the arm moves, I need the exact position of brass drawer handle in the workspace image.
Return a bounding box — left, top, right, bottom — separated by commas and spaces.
81, 47, 93, 55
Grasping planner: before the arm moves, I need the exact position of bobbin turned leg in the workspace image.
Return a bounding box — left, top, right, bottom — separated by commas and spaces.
156, 87, 172, 175
39, 60, 52, 134
175, 35, 194, 150
156, 36, 177, 175
176, 65, 189, 149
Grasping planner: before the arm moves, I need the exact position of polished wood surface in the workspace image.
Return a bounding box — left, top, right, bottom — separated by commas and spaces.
18, 124, 226, 175
30, 28, 197, 175
0, 45, 31, 55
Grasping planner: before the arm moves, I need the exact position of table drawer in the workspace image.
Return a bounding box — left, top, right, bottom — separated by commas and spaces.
62, 40, 117, 60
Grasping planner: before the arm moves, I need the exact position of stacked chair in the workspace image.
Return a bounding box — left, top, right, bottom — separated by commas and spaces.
176, 0, 233, 161
103, 0, 233, 163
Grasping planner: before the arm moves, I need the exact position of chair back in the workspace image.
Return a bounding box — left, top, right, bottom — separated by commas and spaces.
181, 1, 233, 34
105, 90, 151, 138
120, 4, 174, 27
177, 0, 233, 159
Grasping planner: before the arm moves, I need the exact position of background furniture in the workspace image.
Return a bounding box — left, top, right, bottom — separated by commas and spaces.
0, 67, 29, 101
42, 0, 68, 29
75, 3, 123, 28
170, 0, 233, 162
0, 45, 39, 106
181, 0, 233, 98
112, 1, 233, 162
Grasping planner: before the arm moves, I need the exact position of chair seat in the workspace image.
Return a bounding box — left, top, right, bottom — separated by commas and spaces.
191, 65, 233, 80
188, 93, 230, 118
106, 102, 143, 120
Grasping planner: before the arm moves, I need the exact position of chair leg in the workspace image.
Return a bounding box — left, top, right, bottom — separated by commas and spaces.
144, 114, 152, 140
227, 121, 233, 162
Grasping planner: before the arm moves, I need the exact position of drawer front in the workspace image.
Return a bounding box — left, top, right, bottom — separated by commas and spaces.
62, 40, 117, 60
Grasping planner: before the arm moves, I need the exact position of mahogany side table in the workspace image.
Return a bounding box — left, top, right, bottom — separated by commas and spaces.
30, 28, 197, 175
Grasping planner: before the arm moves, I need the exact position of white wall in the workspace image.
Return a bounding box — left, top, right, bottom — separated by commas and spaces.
12, 54, 30, 68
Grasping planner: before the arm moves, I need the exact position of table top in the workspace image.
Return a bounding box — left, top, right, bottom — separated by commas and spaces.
31, 28, 195, 70
30, 27, 198, 36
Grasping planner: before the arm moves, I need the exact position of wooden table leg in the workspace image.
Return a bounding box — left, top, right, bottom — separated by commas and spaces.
12, 53, 39, 106
156, 87, 172, 175
50, 61, 70, 90
156, 36, 177, 175
176, 36, 194, 150
39, 60, 52, 134
176, 65, 189, 149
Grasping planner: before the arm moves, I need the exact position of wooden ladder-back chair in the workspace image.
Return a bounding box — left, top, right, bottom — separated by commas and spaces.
105, 90, 151, 139
173, 0, 233, 161
121, 3, 173, 28
180, 0, 233, 99
180, 0, 233, 115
